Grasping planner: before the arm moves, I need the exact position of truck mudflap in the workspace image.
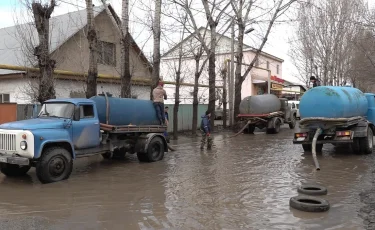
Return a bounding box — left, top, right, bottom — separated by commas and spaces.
0, 155, 30, 166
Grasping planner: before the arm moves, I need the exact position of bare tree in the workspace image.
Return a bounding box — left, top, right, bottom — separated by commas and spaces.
150, 0, 162, 98
232, 0, 297, 120
85, 0, 98, 98
121, 0, 132, 97
30, 0, 57, 103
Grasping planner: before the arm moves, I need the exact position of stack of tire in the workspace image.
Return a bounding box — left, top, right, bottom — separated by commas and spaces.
289, 184, 330, 212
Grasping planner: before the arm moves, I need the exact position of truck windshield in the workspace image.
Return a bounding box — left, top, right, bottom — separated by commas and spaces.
38, 103, 74, 119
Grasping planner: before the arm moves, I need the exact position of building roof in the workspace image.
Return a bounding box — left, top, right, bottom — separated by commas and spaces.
0, 4, 151, 75
161, 27, 283, 62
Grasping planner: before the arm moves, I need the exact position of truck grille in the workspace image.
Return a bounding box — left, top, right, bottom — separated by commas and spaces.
0, 134, 16, 151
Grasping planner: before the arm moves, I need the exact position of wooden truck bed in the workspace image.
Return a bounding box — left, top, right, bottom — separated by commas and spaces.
100, 123, 167, 133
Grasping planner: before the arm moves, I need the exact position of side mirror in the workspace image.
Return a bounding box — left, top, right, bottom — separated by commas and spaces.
73, 106, 80, 121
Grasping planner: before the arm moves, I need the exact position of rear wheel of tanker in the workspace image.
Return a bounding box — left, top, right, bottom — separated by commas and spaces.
359, 127, 373, 155
36, 147, 73, 184
267, 119, 281, 134
244, 125, 255, 134
102, 152, 112, 159
137, 137, 165, 162
289, 115, 296, 129
0, 163, 31, 177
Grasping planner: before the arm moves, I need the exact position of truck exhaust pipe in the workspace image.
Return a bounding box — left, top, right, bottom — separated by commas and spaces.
312, 128, 322, 170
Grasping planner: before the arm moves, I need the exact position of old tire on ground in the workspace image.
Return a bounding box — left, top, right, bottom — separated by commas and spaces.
289, 195, 330, 212
289, 115, 296, 129
302, 144, 323, 153
137, 136, 165, 162
297, 184, 328, 195
359, 127, 373, 155
0, 163, 31, 177
36, 147, 73, 184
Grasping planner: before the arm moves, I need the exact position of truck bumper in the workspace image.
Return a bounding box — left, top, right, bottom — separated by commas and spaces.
293, 139, 353, 145
0, 155, 30, 166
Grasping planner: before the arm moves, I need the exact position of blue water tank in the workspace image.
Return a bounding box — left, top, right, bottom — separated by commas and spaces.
299, 86, 368, 119
90, 96, 160, 125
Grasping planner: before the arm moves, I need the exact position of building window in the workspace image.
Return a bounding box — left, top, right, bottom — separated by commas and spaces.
267, 61, 270, 70
277, 65, 279, 74
98, 41, 116, 66
0, 94, 10, 103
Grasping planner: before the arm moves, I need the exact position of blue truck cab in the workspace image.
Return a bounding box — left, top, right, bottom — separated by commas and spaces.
0, 98, 168, 184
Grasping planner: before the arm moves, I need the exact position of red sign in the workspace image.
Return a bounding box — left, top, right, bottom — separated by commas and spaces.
271, 75, 284, 84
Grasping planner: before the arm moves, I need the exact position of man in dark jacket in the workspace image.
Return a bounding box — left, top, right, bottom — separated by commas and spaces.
200, 110, 213, 150
310, 76, 321, 88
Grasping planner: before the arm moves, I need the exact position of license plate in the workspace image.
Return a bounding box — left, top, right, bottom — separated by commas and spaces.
0, 157, 7, 163
297, 137, 305, 141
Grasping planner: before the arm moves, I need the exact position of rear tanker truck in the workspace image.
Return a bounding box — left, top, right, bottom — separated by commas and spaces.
293, 86, 375, 156
235, 94, 297, 134
0, 94, 169, 183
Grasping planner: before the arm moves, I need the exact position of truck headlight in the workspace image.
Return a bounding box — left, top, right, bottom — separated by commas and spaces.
20, 141, 27, 150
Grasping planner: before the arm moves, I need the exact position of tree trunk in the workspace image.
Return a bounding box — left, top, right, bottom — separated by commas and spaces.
208, 26, 216, 129
85, 0, 98, 98
150, 0, 162, 99
223, 68, 227, 129
192, 70, 199, 136
121, 0, 131, 98
31, 1, 56, 103
173, 71, 180, 140
233, 18, 245, 120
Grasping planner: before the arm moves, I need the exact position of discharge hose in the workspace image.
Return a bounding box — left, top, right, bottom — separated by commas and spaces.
312, 128, 322, 170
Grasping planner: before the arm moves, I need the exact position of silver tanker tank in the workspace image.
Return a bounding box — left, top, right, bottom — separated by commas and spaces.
239, 94, 281, 115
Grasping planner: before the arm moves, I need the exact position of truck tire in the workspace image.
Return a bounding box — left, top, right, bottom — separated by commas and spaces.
267, 119, 281, 134
244, 125, 255, 134
137, 136, 165, 162
36, 147, 73, 184
0, 163, 31, 177
302, 144, 323, 153
359, 127, 374, 154
289, 115, 296, 129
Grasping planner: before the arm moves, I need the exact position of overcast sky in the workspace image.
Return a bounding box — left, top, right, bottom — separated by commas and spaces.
1, 0, 374, 85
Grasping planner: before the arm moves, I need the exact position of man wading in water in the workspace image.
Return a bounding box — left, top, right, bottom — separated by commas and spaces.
200, 110, 213, 150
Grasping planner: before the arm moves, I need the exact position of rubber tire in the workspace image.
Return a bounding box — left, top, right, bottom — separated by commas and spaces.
267, 119, 281, 134
297, 184, 328, 195
289, 115, 296, 129
302, 144, 322, 152
137, 137, 165, 162
289, 195, 330, 212
244, 125, 255, 134
36, 147, 73, 184
359, 127, 373, 155
0, 163, 31, 177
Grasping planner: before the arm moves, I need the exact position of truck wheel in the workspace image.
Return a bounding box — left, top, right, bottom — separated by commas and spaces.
359, 127, 373, 154
102, 152, 112, 159
289, 115, 296, 129
244, 125, 255, 134
0, 163, 31, 177
137, 137, 165, 162
267, 120, 281, 134
36, 147, 73, 184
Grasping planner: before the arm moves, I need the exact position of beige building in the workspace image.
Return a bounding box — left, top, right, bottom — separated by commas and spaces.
0, 5, 152, 103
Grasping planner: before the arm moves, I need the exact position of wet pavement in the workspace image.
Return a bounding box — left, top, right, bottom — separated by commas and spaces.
0, 125, 374, 229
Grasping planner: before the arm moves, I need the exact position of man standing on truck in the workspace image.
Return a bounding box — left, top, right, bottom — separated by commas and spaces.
200, 110, 213, 150
310, 76, 321, 88
152, 81, 167, 125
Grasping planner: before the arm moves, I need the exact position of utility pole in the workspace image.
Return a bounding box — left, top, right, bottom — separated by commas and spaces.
229, 18, 235, 127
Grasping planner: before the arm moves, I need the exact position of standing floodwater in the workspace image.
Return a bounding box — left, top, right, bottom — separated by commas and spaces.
0, 127, 372, 229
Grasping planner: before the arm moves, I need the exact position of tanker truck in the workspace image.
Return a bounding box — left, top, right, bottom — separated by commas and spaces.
293, 86, 375, 155
235, 94, 297, 134
0, 94, 169, 184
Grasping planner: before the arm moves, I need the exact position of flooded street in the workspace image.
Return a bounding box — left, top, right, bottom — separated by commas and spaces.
0, 126, 373, 229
